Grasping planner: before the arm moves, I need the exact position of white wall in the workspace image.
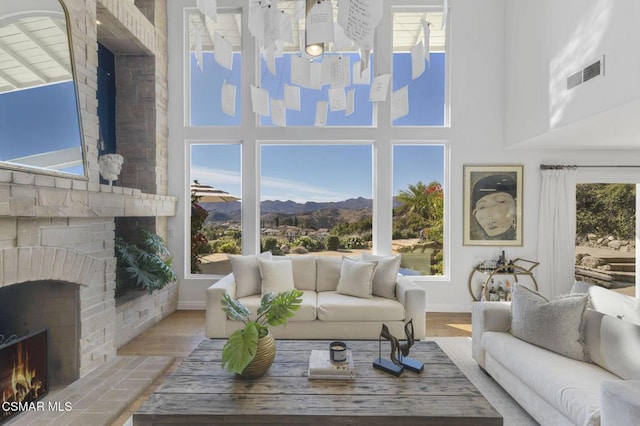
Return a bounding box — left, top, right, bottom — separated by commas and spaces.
167, 0, 640, 313
505, 0, 640, 148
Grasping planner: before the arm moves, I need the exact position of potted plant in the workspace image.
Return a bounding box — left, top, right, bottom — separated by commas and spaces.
115, 229, 177, 297
221, 289, 303, 378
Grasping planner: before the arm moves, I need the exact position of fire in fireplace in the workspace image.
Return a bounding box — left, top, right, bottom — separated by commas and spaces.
0, 330, 48, 423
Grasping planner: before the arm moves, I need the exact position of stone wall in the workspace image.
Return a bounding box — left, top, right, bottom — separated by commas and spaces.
0, 0, 177, 381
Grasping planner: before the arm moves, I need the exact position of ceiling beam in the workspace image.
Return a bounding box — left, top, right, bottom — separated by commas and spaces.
14, 21, 72, 75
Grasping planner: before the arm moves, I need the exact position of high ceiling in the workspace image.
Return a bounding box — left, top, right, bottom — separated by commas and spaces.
188, 3, 445, 53
0, 15, 72, 93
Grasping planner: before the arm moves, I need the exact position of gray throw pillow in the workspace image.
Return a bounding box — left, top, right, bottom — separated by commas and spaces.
510, 284, 589, 361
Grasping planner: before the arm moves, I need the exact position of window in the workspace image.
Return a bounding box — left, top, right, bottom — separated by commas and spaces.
188, 10, 242, 126
260, 144, 372, 256
393, 145, 445, 275
392, 10, 446, 126
575, 183, 636, 295
176, 0, 450, 281
190, 144, 241, 275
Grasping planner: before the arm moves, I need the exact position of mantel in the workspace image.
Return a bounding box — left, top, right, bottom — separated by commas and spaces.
0, 178, 177, 218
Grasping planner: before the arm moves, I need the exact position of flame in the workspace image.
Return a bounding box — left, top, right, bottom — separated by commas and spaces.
1, 342, 45, 417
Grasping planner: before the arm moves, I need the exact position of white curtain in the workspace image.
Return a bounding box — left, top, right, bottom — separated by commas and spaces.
537, 168, 578, 297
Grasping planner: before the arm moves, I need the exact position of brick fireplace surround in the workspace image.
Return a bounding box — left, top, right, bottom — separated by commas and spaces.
0, 0, 178, 391
0, 174, 176, 384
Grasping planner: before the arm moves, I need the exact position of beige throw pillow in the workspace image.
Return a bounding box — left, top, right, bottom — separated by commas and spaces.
335, 257, 377, 299
361, 253, 400, 299
510, 284, 589, 361
228, 251, 272, 298
258, 258, 295, 296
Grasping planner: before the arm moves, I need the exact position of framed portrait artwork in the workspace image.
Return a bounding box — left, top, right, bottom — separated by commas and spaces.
463, 165, 523, 246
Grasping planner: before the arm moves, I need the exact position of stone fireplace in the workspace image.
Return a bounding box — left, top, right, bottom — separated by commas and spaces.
0, 0, 177, 386
0, 174, 176, 384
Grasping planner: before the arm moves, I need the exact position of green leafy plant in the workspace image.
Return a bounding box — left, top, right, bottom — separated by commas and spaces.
221, 290, 303, 374
115, 229, 177, 296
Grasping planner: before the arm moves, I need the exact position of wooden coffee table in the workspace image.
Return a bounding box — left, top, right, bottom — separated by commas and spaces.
133, 339, 502, 425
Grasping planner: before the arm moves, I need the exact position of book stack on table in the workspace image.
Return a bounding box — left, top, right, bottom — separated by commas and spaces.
308, 349, 356, 380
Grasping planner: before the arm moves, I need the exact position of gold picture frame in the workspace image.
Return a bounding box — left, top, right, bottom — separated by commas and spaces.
463, 165, 523, 246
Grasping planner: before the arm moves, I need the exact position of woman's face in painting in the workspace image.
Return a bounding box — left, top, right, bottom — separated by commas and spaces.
473, 192, 516, 237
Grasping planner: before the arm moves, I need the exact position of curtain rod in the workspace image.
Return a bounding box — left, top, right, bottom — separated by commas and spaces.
540, 164, 640, 170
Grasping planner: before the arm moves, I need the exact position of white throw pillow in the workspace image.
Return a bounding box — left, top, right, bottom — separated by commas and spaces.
335, 257, 377, 299
361, 253, 400, 299
228, 251, 272, 298
258, 258, 295, 296
510, 284, 589, 361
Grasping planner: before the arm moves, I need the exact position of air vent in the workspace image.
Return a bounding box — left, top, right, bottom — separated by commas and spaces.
583, 60, 601, 83
567, 71, 582, 90
566, 55, 605, 91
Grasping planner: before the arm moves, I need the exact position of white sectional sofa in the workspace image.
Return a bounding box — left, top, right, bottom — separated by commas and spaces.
206, 254, 426, 340
472, 282, 640, 426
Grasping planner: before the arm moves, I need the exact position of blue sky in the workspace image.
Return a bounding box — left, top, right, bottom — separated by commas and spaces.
190, 48, 445, 203
191, 144, 443, 203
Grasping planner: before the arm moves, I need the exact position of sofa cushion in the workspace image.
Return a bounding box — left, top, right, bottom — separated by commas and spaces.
258, 258, 295, 296
362, 253, 400, 299
234, 290, 317, 322
510, 284, 588, 361
317, 291, 405, 321
587, 285, 640, 325
228, 251, 272, 298
316, 256, 342, 292
336, 257, 377, 299
483, 331, 618, 426
288, 255, 317, 291
584, 309, 640, 380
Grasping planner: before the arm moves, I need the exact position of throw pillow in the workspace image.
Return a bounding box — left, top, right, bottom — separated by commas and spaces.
258, 258, 295, 296
361, 253, 401, 299
228, 251, 273, 298
510, 284, 589, 361
335, 257, 377, 299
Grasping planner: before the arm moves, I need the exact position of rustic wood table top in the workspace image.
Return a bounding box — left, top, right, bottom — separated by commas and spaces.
133, 339, 502, 425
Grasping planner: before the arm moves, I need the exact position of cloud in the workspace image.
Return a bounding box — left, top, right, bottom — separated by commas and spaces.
260, 175, 353, 202
192, 165, 360, 203
191, 166, 240, 188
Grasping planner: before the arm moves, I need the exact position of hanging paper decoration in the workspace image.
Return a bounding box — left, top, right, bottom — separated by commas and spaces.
251, 85, 270, 116
369, 74, 391, 102
214, 32, 233, 70
221, 82, 237, 117
197, 0, 218, 21
193, 24, 204, 71
422, 19, 431, 68
391, 86, 409, 120
328, 87, 347, 111
411, 41, 425, 80
306, 0, 335, 46
337, 0, 383, 51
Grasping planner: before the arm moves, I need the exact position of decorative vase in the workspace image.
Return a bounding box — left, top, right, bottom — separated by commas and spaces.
238, 331, 276, 379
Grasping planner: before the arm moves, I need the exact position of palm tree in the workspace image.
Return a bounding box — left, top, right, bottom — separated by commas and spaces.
396, 181, 443, 243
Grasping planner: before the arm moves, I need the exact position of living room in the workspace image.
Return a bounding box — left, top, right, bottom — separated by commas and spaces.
0, 0, 638, 425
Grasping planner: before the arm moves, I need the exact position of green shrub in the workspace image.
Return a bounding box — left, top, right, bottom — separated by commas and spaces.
326, 235, 340, 251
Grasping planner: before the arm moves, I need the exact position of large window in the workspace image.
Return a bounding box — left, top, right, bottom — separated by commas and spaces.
190, 144, 241, 275
392, 10, 446, 126
393, 145, 445, 275
179, 0, 450, 280
188, 10, 242, 126
260, 144, 373, 256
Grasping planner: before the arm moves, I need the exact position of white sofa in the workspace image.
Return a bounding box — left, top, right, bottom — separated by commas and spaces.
206, 255, 426, 340
472, 282, 640, 426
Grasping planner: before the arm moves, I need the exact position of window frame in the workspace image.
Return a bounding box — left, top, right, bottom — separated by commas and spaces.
175, 0, 452, 283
